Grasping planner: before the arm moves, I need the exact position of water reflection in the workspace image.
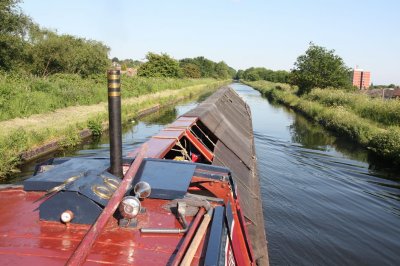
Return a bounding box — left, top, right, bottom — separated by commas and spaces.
289, 114, 335, 149
232, 83, 400, 266
289, 113, 370, 163
140, 107, 178, 126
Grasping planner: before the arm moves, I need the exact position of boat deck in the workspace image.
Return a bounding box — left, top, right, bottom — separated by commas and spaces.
0, 188, 203, 265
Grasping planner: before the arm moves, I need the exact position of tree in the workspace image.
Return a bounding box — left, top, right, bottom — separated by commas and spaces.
1, 1, 109, 76
0, 0, 31, 70
120, 58, 142, 68
241, 67, 290, 83
181, 63, 201, 78
214, 61, 230, 79
30, 32, 110, 77
291, 43, 352, 94
246, 71, 260, 81
137, 53, 182, 78
180, 57, 236, 79
236, 69, 244, 80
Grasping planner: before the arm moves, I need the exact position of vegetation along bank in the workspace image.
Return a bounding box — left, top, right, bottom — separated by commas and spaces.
0, 77, 229, 179
243, 80, 400, 168
0, 1, 236, 179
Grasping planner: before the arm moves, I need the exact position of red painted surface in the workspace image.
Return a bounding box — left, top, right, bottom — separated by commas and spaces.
66, 144, 148, 265
154, 129, 185, 139
0, 115, 256, 265
168, 117, 197, 129
0, 188, 206, 265
185, 129, 214, 162
127, 116, 201, 161
127, 138, 175, 159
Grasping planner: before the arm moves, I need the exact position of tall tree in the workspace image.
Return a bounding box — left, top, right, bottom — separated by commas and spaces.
291, 43, 352, 94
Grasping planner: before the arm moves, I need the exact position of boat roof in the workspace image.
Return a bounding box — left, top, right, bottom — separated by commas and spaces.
0, 86, 268, 265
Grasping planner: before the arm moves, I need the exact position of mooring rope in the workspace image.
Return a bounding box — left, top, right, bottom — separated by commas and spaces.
194, 123, 216, 147
174, 140, 191, 161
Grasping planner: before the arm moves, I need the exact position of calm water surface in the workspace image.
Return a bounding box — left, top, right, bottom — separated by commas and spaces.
14, 83, 400, 265
233, 83, 399, 266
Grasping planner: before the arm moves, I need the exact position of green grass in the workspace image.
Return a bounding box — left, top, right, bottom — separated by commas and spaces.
0, 76, 229, 179
0, 72, 219, 121
304, 88, 400, 126
243, 80, 400, 167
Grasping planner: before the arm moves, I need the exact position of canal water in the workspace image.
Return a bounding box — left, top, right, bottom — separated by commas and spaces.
14, 83, 400, 265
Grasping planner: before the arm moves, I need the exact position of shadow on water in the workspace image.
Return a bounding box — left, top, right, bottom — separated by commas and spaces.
140, 107, 178, 126
232, 83, 400, 266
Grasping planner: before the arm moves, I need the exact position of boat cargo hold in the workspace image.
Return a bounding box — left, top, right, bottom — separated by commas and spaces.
0, 75, 268, 265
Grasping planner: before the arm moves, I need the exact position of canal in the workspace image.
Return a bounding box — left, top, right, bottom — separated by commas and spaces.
13, 83, 400, 265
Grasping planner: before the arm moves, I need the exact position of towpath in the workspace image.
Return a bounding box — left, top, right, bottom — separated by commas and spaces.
0, 85, 206, 137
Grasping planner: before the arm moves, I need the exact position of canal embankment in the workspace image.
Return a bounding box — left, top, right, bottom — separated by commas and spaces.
243, 80, 400, 169
0, 77, 229, 179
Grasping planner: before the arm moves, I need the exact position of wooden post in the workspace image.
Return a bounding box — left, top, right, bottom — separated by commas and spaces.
180, 208, 213, 266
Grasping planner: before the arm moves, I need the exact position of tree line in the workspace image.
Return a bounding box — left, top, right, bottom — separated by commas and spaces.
1, 0, 110, 77
136, 53, 236, 79
1, 0, 236, 79
236, 67, 290, 83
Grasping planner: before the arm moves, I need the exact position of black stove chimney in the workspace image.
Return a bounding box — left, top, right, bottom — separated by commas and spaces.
107, 69, 123, 178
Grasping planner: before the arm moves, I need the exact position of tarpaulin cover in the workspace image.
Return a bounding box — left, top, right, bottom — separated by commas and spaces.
184, 86, 269, 265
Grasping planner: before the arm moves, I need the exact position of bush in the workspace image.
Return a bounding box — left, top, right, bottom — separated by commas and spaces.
137, 53, 182, 78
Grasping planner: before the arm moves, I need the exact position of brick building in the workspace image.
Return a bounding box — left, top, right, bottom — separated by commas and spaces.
352, 67, 371, 89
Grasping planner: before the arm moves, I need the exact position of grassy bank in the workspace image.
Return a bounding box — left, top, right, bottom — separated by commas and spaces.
0, 73, 219, 121
0, 77, 229, 179
243, 80, 400, 167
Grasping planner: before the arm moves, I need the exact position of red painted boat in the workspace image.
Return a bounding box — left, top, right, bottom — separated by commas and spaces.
0, 86, 268, 265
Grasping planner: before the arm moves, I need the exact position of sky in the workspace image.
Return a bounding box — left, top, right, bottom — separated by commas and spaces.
20, 0, 400, 85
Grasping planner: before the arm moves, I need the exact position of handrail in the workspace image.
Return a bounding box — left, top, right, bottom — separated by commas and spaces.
66, 144, 148, 266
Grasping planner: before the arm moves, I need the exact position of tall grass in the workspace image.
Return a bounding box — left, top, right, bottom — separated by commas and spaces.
0, 73, 217, 121
0, 78, 228, 179
243, 80, 400, 167
305, 88, 400, 126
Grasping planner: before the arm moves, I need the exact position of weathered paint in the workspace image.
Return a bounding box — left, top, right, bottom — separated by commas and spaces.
66, 144, 148, 265
0, 87, 260, 265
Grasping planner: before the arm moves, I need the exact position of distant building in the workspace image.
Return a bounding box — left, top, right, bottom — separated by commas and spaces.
352, 67, 371, 89
121, 68, 138, 77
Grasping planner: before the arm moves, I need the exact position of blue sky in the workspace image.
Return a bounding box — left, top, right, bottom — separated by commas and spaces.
20, 0, 399, 84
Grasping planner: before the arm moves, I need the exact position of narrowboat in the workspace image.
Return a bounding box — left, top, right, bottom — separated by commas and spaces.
0, 72, 268, 265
